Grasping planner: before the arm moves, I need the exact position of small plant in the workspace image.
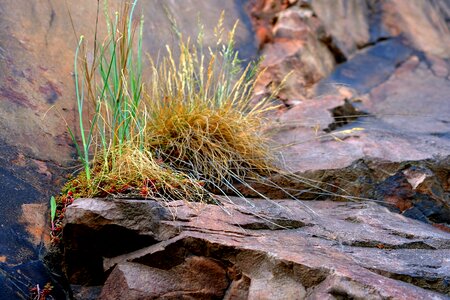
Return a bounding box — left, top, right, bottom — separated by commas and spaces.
49, 196, 56, 231
29, 283, 53, 300
50, 191, 74, 243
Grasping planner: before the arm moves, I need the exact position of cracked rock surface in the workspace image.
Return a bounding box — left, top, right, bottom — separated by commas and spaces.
63, 197, 450, 299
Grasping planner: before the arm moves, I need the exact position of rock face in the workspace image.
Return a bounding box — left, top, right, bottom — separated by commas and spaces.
248, 0, 450, 99
0, 0, 256, 164
63, 197, 450, 299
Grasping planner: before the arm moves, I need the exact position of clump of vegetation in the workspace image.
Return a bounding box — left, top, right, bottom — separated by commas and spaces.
52, 0, 278, 220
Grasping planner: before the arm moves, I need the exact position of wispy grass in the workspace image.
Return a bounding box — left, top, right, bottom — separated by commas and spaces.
64, 1, 278, 201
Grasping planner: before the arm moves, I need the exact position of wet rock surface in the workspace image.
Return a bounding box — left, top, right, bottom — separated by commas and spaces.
63, 197, 450, 298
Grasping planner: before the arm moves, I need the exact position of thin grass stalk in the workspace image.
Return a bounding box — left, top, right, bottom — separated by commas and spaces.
73, 35, 91, 180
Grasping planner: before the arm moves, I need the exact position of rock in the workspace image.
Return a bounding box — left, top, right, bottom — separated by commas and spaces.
381, 0, 450, 59
0, 0, 257, 166
311, 0, 372, 58
427, 54, 450, 78
19, 203, 51, 247
99, 258, 229, 300
242, 47, 450, 225
63, 197, 450, 298
250, 0, 450, 101
272, 6, 316, 41
259, 12, 335, 99
2, 0, 450, 298
71, 285, 103, 300
247, 1, 336, 100
316, 38, 413, 95
62, 198, 179, 285
0, 260, 67, 300
262, 47, 450, 223
259, 37, 335, 100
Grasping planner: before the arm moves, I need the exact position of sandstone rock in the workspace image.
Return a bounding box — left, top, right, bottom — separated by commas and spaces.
3, 0, 450, 298
247, 1, 336, 100
71, 285, 103, 300
19, 203, 51, 247
265, 49, 450, 218
0, 0, 256, 166
272, 96, 449, 173
251, 0, 450, 102
272, 6, 315, 41
62, 198, 180, 284
63, 197, 450, 298
259, 37, 335, 100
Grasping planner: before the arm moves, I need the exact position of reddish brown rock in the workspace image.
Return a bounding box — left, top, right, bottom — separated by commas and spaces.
0, 1, 257, 297
3, 1, 450, 299
259, 37, 335, 100
382, 0, 450, 59
426, 54, 450, 78
99, 258, 229, 300
311, 0, 371, 58
247, 1, 336, 100
0, 0, 257, 165
272, 60, 450, 174
63, 198, 450, 298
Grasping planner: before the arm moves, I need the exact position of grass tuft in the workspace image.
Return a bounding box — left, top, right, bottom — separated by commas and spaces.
62, 1, 278, 202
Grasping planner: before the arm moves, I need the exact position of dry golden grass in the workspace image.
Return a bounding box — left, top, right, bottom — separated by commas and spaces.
143, 37, 277, 191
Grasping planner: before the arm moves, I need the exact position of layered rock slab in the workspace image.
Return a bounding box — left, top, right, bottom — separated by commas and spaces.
63, 197, 450, 299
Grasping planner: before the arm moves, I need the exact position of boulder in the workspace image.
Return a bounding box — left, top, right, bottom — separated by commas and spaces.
63, 197, 450, 298
99, 258, 229, 300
